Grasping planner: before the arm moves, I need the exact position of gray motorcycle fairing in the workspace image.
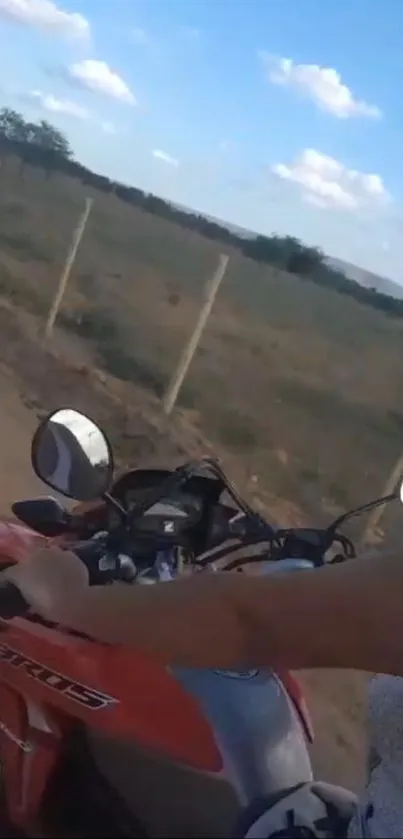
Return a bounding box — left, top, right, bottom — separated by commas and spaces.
172, 666, 313, 804
87, 557, 313, 837
87, 667, 312, 837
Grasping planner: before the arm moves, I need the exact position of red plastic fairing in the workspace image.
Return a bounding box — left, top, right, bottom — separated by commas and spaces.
0, 684, 62, 826
0, 519, 222, 802
276, 668, 314, 743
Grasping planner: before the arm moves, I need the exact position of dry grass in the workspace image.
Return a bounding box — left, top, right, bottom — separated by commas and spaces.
1, 154, 403, 533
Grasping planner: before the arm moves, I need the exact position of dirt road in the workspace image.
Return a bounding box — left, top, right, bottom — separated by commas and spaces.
0, 363, 48, 507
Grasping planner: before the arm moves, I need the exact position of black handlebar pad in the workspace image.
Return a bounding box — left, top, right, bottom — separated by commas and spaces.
0, 581, 29, 619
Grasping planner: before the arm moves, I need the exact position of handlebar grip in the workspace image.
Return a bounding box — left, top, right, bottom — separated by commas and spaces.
73, 537, 118, 585
73, 539, 104, 563
0, 582, 29, 619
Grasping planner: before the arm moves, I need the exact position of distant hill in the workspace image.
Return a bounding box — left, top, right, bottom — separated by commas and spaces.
325, 256, 403, 301
171, 202, 403, 302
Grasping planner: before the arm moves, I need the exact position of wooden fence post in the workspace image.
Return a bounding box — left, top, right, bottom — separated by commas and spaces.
162, 253, 230, 415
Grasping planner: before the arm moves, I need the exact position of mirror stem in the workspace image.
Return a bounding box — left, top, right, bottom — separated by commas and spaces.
104, 492, 127, 518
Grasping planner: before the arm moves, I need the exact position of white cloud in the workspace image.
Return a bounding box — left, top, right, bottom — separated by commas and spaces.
29, 89, 89, 118
152, 149, 179, 167
260, 53, 381, 119
0, 0, 89, 39
68, 60, 135, 104
272, 149, 389, 211
22, 88, 120, 135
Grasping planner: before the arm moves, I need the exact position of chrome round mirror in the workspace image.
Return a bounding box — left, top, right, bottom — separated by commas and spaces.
31, 409, 113, 501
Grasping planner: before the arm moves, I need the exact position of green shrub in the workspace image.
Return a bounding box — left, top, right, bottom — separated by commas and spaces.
213, 408, 258, 450
0, 230, 51, 262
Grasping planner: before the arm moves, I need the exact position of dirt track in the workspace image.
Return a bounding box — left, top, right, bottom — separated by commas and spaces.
0, 300, 369, 822
0, 366, 47, 507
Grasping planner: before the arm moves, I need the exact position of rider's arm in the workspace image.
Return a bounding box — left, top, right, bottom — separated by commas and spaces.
60, 548, 403, 674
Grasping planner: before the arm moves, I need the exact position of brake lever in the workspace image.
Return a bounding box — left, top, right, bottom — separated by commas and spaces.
331, 532, 356, 559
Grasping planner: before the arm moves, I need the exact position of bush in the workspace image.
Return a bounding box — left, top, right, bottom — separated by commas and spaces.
61, 306, 164, 395
213, 408, 258, 450
0, 266, 46, 313
0, 230, 51, 262
299, 468, 320, 483
99, 342, 164, 394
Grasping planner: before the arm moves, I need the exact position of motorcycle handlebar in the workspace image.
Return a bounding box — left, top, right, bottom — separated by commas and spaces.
0, 523, 356, 621
0, 581, 29, 619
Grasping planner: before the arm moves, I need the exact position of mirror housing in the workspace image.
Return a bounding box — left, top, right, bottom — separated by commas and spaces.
12, 497, 72, 537
31, 409, 114, 501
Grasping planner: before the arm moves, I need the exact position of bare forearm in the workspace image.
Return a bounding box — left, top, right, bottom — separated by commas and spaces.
61, 553, 403, 674
236, 551, 403, 674
62, 574, 249, 666
63, 571, 352, 670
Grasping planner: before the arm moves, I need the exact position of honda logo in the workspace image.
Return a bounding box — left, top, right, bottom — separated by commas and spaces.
163, 521, 175, 533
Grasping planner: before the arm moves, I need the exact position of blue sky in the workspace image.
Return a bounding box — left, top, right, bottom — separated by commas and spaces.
0, 0, 402, 282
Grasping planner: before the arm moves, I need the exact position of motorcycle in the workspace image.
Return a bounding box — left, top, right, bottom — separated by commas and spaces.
0, 406, 400, 838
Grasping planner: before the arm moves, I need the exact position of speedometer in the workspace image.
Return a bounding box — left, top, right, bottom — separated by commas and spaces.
122, 490, 203, 538
124, 489, 203, 518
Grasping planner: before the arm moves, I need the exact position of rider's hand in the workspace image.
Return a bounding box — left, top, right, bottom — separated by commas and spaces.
1, 546, 89, 623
